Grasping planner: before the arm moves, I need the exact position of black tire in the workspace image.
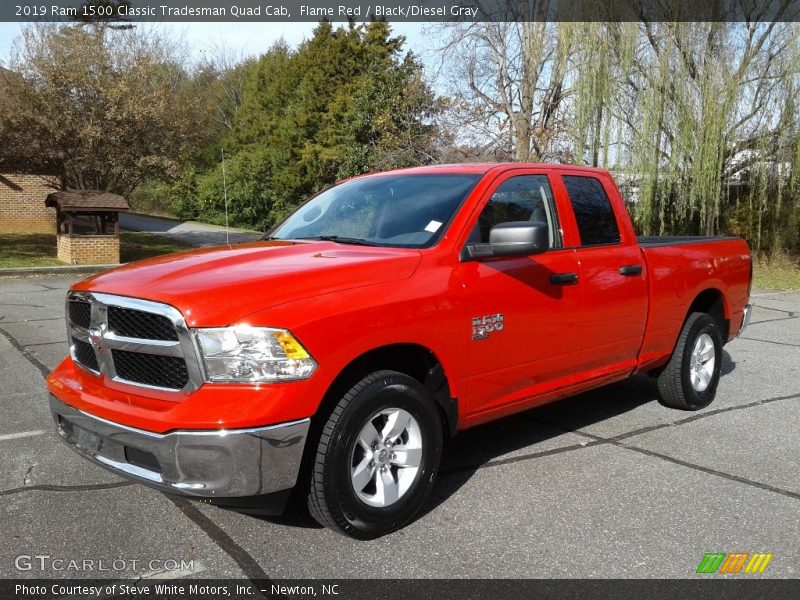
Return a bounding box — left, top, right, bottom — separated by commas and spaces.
307, 370, 443, 539
657, 312, 723, 410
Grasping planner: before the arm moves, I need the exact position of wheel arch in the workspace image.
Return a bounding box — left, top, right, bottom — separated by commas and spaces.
314, 343, 458, 437
686, 288, 729, 341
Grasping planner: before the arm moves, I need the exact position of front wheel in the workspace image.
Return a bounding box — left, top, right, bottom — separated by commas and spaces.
307, 370, 443, 539
657, 312, 723, 410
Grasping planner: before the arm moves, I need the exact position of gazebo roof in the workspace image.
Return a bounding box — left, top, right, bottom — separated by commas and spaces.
45, 190, 130, 213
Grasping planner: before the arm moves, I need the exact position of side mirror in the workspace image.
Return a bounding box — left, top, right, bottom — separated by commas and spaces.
466, 221, 548, 259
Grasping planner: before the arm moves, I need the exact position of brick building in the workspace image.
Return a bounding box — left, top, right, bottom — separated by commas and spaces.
0, 172, 58, 233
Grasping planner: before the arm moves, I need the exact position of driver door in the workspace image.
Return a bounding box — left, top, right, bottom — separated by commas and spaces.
456, 171, 583, 420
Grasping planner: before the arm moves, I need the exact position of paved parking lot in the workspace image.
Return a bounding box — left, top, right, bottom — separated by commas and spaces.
0, 275, 798, 580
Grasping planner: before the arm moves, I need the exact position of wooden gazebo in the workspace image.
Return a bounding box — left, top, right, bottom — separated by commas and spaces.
45, 190, 130, 265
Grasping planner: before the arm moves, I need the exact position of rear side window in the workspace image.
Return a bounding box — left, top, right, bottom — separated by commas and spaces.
562, 176, 620, 246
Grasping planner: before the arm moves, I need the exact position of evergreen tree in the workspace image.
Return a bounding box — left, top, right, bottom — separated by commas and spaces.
187, 21, 442, 231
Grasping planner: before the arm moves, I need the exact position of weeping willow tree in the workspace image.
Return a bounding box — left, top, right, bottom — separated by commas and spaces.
570, 23, 632, 168
436, 12, 800, 256
568, 20, 800, 255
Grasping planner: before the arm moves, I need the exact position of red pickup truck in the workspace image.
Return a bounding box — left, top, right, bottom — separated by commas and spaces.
48, 164, 752, 538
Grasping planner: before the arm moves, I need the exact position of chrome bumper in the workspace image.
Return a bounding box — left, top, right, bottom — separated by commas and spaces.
739, 303, 752, 336
49, 395, 309, 497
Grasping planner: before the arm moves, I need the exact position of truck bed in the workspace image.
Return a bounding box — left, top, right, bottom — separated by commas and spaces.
636, 236, 751, 371
637, 235, 740, 247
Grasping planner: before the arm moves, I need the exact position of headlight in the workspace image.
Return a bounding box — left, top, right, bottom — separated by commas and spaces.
194, 325, 317, 382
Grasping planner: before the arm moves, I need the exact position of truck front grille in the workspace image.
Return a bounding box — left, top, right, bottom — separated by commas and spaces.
65, 292, 203, 393
108, 306, 179, 341
72, 337, 99, 372
112, 350, 189, 390
68, 301, 92, 329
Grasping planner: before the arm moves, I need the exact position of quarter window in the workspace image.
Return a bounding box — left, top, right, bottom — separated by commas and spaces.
562, 176, 621, 246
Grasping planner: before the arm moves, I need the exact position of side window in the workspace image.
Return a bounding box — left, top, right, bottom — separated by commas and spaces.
471, 175, 559, 247
562, 176, 621, 246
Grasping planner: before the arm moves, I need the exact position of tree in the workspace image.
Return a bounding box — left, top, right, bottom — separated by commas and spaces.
436, 20, 578, 162
305, 22, 441, 180
194, 45, 256, 134
610, 21, 800, 240
330, 53, 443, 179
187, 21, 443, 230
0, 23, 206, 194
435, 10, 800, 255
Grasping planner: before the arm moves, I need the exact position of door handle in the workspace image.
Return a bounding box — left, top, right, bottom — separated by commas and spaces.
550, 272, 579, 285
619, 264, 643, 276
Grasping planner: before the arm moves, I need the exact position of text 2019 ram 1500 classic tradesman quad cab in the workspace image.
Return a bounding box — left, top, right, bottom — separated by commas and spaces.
48, 164, 752, 538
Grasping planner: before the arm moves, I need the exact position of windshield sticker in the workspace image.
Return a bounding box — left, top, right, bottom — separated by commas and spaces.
425, 220, 442, 233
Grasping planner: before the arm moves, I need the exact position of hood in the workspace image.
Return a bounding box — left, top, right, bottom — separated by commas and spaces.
74, 241, 422, 326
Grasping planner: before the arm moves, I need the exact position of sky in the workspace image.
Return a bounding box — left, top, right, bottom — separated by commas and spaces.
0, 21, 432, 66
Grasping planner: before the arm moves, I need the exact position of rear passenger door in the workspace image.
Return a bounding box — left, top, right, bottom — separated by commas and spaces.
558, 173, 648, 375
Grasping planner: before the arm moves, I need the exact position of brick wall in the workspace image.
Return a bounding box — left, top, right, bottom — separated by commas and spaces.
57, 235, 120, 265
0, 172, 56, 233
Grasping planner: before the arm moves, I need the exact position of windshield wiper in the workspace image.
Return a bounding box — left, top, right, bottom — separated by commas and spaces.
294, 235, 379, 246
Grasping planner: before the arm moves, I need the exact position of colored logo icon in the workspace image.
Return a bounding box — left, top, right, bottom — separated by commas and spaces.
697, 552, 773, 574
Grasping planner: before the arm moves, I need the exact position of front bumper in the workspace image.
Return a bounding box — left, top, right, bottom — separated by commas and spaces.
49, 394, 309, 497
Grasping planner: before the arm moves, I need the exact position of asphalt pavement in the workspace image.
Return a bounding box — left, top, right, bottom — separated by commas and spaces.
0, 276, 798, 580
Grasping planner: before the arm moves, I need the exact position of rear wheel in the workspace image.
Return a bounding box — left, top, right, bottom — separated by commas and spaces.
307, 370, 443, 539
657, 312, 723, 410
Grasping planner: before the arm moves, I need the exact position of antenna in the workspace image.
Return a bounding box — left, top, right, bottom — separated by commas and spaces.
221, 148, 230, 246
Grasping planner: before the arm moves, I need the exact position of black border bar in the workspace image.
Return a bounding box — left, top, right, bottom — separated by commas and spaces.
3, 579, 800, 600
3, 1, 800, 23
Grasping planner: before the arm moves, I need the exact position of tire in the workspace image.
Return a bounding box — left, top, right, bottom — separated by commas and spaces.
657, 312, 723, 411
307, 370, 443, 539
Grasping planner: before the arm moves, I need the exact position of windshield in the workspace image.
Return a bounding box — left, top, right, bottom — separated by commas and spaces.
269, 173, 482, 248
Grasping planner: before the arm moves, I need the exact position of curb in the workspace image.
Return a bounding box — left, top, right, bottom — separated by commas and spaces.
0, 264, 122, 278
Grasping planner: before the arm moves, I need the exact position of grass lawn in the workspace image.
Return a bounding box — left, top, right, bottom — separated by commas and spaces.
0, 234, 63, 268
0, 233, 191, 268
753, 256, 800, 291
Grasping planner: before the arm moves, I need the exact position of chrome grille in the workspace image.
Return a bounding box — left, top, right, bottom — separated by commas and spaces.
68, 301, 92, 329
112, 349, 189, 389
65, 292, 204, 392
72, 337, 99, 372
108, 306, 179, 341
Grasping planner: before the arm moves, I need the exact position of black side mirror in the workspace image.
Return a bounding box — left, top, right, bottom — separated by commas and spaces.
466, 221, 548, 259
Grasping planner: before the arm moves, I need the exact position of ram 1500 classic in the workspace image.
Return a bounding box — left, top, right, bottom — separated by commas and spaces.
48, 164, 752, 538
